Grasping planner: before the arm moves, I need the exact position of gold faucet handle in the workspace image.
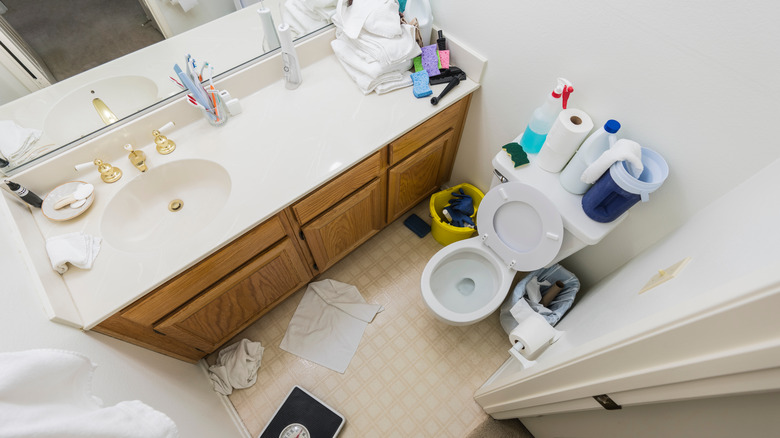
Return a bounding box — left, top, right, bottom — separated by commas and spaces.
93, 159, 122, 183
154, 122, 176, 155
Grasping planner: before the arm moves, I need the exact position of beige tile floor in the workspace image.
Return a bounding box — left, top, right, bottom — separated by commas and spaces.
214, 202, 511, 438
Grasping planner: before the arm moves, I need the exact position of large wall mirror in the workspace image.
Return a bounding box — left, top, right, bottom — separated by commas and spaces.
0, 0, 334, 175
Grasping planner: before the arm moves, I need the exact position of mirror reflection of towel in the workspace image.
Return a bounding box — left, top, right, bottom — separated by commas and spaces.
280, 279, 384, 373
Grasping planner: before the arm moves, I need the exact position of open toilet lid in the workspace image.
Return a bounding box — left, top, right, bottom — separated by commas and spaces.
477, 182, 564, 271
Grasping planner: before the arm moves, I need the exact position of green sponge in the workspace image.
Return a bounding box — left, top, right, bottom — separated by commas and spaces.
502, 142, 530, 168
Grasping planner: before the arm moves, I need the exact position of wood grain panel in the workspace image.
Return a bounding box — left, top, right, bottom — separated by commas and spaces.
387, 130, 452, 222
302, 178, 384, 272
122, 214, 286, 326
388, 98, 467, 165
292, 151, 382, 224
154, 238, 310, 352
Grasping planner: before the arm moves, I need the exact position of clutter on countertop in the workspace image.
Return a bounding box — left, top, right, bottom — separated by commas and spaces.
41, 181, 95, 221
208, 339, 265, 396
45, 232, 101, 274
515, 78, 574, 154
280, 279, 383, 373
411, 70, 432, 97
0, 349, 178, 438
502, 142, 530, 168
172, 55, 232, 126
331, 0, 421, 94
4, 179, 43, 208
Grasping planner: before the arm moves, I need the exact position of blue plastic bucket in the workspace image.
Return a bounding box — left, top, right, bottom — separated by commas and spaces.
582, 147, 668, 223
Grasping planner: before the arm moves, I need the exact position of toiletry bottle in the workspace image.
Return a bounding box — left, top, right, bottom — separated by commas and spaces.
257, 0, 280, 52
517, 78, 574, 154
4, 180, 43, 208
403, 0, 433, 46
559, 119, 621, 195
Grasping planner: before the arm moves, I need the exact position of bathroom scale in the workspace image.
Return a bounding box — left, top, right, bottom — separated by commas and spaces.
258, 386, 345, 438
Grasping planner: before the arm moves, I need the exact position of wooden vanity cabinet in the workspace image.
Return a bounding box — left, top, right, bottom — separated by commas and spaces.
386, 97, 470, 222
291, 151, 387, 273
93, 212, 313, 363
93, 95, 471, 363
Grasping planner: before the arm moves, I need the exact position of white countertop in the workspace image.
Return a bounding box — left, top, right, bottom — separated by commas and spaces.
4, 29, 482, 329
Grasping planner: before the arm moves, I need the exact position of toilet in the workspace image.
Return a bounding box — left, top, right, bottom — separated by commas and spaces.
421, 151, 627, 325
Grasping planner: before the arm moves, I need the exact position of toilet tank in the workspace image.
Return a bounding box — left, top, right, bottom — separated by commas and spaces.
491, 151, 627, 264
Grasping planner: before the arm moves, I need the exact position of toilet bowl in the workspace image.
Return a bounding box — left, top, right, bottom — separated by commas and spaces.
422, 182, 564, 325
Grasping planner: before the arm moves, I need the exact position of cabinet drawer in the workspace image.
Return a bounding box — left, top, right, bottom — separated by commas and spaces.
122, 213, 288, 326
292, 151, 383, 225
388, 99, 467, 165
301, 178, 384, 272
154, 238, 310, 352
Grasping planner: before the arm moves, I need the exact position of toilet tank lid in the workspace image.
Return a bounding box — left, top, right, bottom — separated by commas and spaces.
492, 151, 626, 245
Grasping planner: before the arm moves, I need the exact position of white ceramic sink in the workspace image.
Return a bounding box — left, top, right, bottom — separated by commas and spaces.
44, 75, 158, 144
101, 159, 231, 253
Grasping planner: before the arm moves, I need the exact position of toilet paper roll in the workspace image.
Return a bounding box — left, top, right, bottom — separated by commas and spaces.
536, 108, 594, 173
508, 299, 561, 359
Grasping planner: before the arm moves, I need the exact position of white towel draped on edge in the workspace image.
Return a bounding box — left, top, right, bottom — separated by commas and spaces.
280, 279, 383, 373
0, 349, 178, 438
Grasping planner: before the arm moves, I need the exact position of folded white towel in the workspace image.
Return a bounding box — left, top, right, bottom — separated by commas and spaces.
0, 349, 178, 438
331, 39, 413, 94
284, 0, 334, 37
344, 23, 421, 66
581, 139, 644, 184
45, 232, 101, 274
208, 339, 264, 396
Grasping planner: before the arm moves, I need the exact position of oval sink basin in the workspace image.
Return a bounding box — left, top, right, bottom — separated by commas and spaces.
101, 159, 231, 253
44, 75, 158, 144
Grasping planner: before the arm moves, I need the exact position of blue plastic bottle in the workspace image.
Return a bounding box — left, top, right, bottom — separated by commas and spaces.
518, 78, 574, 154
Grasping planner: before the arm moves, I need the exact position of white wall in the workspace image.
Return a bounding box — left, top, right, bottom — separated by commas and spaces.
0, 211, 243, 437
431, 0, 780, 287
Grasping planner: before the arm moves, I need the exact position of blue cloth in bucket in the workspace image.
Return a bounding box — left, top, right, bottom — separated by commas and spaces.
499, 264, 580, 334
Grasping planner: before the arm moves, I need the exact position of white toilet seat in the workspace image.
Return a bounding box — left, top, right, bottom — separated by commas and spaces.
421, 182, 565, 325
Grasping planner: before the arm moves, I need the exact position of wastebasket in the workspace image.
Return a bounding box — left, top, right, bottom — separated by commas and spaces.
429, 183, 484, 246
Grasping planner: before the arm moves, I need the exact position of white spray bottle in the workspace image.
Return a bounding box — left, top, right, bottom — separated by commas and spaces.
277, 22, 302, 89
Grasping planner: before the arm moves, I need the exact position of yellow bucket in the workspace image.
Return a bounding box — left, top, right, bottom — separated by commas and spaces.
430, 183, 485, 246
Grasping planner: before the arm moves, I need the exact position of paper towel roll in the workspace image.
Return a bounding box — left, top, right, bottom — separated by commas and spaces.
508, 299, 561, 359
536, 108, 594, 173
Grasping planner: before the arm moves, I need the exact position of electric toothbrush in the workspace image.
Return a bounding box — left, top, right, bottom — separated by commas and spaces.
256, 1, 280, 52
276, 23, 301, 90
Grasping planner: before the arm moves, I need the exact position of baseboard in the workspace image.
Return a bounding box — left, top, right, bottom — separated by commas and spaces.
197, 359, 253, 438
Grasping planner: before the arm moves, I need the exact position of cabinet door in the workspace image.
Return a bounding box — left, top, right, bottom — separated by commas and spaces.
387, 129, 454, 222
301, 178, 384, 272
154, 238, 310, 353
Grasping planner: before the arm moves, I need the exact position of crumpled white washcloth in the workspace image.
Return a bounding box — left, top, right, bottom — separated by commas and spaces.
280, 279, 383, 373
581, 138, 644, 184
0, 349, 178, 438
45, 232, 101, 274
332, 0, 402, 40
208, 339, 264, 396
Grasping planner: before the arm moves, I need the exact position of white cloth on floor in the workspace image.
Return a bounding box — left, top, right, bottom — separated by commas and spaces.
45, 232, 101, 274
280, 279, 383, 373
0, 349, 178, 438
581, 139, 644, 184
208, 339, 265, 396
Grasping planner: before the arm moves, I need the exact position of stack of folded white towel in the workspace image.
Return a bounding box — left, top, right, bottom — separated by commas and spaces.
284, 0, 338, 37
331, 0, 421, 94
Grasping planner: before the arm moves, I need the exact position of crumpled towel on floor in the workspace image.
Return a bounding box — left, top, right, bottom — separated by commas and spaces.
280, 279, 384, 373
208, 339, 265, 396
0, 349, 178, 438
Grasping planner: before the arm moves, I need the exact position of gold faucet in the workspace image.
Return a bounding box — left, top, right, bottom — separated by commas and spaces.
92, 98, 119, 125
124, 144, 147, 172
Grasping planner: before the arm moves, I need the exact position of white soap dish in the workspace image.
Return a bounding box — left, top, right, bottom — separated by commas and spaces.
42, 181, 95, 221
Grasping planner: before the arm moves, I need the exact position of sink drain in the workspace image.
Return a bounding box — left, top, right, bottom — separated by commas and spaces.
168, 199, 183, 212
